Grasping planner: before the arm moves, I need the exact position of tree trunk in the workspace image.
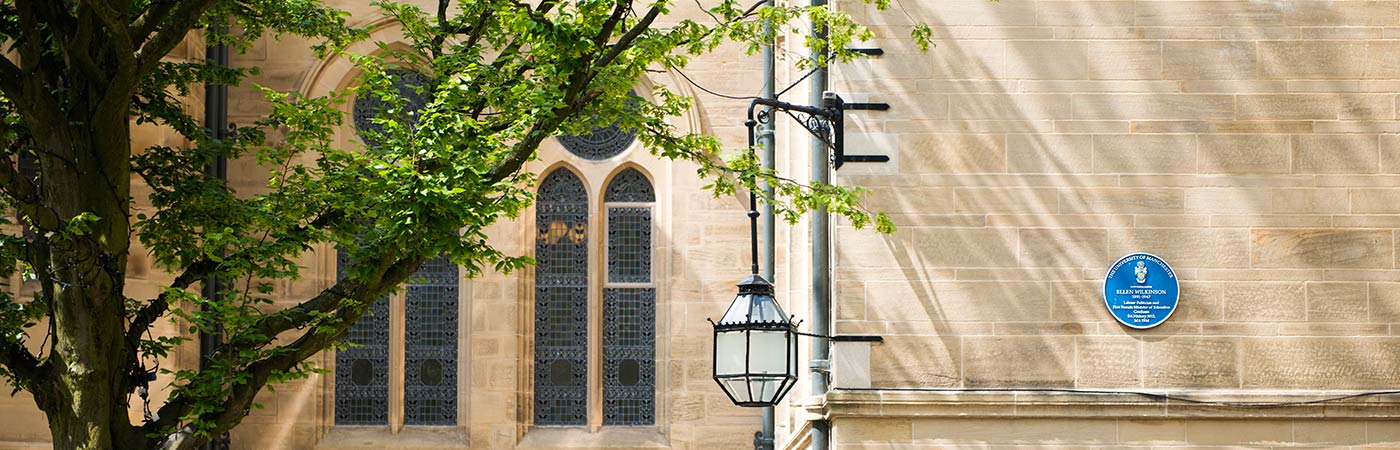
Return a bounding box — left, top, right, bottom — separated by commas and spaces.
31, 111, 137, 450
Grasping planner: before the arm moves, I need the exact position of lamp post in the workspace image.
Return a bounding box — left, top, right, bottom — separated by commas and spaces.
710, 94, 889, 450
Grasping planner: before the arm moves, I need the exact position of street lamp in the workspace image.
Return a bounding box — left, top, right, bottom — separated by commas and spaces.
710, 94, 889, 410
710, 114, 802, 408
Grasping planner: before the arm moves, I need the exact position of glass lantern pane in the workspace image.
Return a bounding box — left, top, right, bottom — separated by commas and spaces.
723, 378, 753, 404
715, 331, 747, 376
750, 379, 781, 404
748, 331, 789, 375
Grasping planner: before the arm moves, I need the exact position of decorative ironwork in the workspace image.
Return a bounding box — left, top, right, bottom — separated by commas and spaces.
607, 208, 651, 283
558, 123, 636, 160
405, 256, 459, 425
603, 288, 656, 425
534, 169, 589, 426
603, 168, 655, 203
353, 69, 429, 148
335, 247, 390, 425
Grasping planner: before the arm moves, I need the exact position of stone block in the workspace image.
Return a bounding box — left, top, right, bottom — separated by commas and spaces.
860, 187, 956, 213
1251, 229, 1392, 269
1286, 1, 1400, 26
1197, 135, 1290, 174
1087, 41, 1162, 80
1368, 282, 1400, 322
1109, 229, 1250, 268
1241, 337, 1400, 388
1093, 134, 1197, 173
1163, 41, 1255, 80
949, 94, 1073, 120
1306, 282, 1369, 322
1073, 94, 1235, 120
1135, 1, 1285, 27
1351, 189, 1400, 214
1006, 41, 1087, 80
1007, 134, 1093, 173
864, 280, 1051, 323
1259, 41, 1368, 79
898, 134, 1006, 173
911, 418, 1119, 443
1293, 420, 1370, 446
869, 336, 961, 388
1238, 94, 1340, 120
834, 418, 912, 444
1181, 419, 1294, 445
1036, 1, 1135, 27
963, 336, 1075, 387
1075, 337, 1141, 388
1272, 188, 1351, 214
1222, 282, 1306, 322
1018, 228, 1108, 267
1110, 421, 1192, 446
1061, 188, 1185, 214
1143, 337, 1240, 388
837, 227, 1020, 268
954, 188, 1060, 214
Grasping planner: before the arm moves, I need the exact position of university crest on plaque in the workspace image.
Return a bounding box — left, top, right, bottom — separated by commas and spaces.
1103, 253, 1179, 329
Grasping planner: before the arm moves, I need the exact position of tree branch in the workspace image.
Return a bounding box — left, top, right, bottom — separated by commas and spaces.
135, 0, 218, 76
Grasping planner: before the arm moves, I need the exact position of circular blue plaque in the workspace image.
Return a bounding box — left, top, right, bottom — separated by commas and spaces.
1103, 253, 1179, 329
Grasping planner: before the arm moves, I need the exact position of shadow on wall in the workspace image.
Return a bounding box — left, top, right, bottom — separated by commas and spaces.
828, 0, 1400, 392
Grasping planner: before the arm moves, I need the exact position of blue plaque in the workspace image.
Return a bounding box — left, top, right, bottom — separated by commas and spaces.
1103, 253, 1179, 329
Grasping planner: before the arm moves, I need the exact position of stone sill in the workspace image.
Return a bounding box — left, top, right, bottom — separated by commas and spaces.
316, 426, 469, 450
813, 388, 1400, 420
517, 427, 669, 449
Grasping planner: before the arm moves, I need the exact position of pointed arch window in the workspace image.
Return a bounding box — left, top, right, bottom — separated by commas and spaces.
335, 248, 390, 425
602, 168, 655, 426
533, 166, 658, 428
534, 169, 591, 426
335, 69, 460, 427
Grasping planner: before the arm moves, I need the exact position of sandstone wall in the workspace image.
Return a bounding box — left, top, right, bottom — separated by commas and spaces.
823, 0, 1400, 448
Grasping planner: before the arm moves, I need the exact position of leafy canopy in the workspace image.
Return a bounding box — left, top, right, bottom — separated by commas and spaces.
0, 0, 926, 448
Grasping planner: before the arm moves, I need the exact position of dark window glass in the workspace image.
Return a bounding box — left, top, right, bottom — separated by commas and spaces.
602, 288, 655, 425
557, 124, 636, 160
534, 169, 590, 426
335, 247, 389, 425
353, 70, 429, 148
405, 256, 459, 425
602, 168, 655, 425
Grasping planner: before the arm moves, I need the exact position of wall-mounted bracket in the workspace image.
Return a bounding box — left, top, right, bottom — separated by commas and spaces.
847, 47, 885, 56
746, 93, 892, 171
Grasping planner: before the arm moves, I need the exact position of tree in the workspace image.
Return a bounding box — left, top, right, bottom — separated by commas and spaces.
0, 1, 926, 449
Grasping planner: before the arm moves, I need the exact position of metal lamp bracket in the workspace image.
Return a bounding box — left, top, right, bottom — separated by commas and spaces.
747, 91, 891, 171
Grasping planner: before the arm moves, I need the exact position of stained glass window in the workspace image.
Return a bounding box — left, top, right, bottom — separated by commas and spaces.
534, 169, 590, 426
405, 256, 459, 425
602, 169, 655, 425
558, 124, 636, 160
353, 69, 429, 148
335, 247, 390, 425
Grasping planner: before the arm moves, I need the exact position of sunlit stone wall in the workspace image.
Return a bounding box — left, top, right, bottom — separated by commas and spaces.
825, 0, 1400, 448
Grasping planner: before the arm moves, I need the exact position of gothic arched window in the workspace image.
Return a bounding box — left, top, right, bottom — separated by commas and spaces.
534, 169, 591, 426
336, 69, 460, 427
335, 248, 390, 425
602, 168, 655, 426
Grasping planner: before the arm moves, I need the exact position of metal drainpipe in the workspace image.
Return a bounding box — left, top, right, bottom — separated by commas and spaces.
200, 27, 232, 450
759, 0, 778, 448
807, 0, 831, 448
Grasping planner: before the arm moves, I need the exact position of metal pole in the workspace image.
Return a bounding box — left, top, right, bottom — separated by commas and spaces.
807, 0, 831, 448
200, 26, 232, 450
759, 0, 778, 446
